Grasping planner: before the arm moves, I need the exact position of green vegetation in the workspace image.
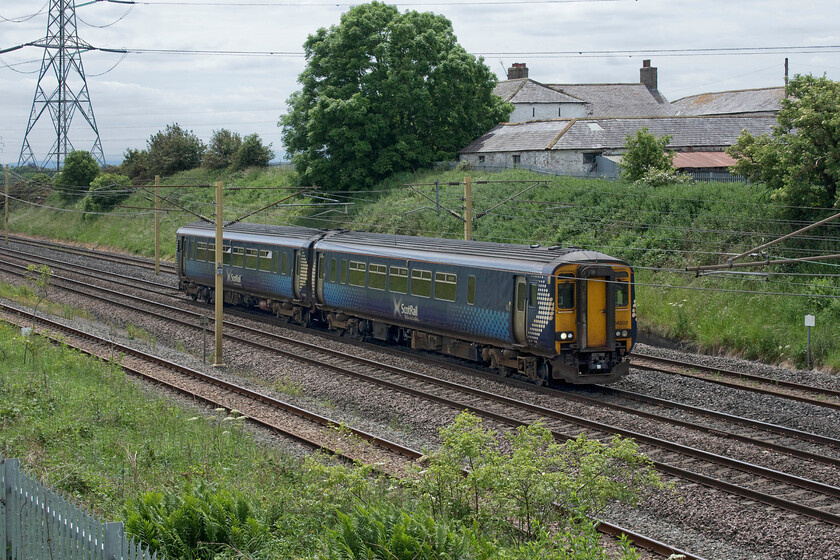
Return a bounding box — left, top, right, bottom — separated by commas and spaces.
5, 162, 839, 369
728, 74, 840, 213
0, 324, 656, 559
279, 1, 510, 191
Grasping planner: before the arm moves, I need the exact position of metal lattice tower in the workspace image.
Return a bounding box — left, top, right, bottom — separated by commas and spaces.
19, 0, 105, 171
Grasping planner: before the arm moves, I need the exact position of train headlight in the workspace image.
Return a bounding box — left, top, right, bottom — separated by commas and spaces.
558, 332, 574, 341
560, 332, 568, 340
621, 330, 629, 337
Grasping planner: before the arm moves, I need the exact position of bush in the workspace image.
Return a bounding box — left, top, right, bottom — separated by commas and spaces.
147, 123, 205, 177
82, 173, 132, 216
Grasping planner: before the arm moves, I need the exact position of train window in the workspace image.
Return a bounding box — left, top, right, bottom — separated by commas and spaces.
331, 259, 337, 283
467, 275, 476, 305
434, 272, 457, 302
389, 266, 408, 294
245, 248, 258, 269
349, 261, 366, 287
341, 260, 348, 284
260, 250, 272, 272
196, 242, 207, 262
615, 277, 629, 307
208, 244, 215, 262
223, 245, 232, 265
529, 284, 538, 308
280, 252, 288, 275
411, 269, 432, 298
516, 282, 527, 312
369, 264, 387, 290
318, 254, 326, 280
232, 247, 245, 267
556, 276, 575, 310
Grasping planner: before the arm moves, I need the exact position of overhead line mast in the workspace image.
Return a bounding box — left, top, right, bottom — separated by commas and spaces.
19, 0, 105, 171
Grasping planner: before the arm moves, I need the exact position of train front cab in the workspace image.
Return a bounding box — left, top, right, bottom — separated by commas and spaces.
551, 263, 634, 384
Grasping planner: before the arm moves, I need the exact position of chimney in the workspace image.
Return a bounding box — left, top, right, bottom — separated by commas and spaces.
507, 63, 529, 80
640, 59, 658, 90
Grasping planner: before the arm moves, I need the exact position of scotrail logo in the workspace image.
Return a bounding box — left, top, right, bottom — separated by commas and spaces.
393, 299, 419, 320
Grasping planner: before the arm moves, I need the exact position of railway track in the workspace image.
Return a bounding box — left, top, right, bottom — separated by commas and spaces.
3, 253, 840, 530
631, 351, 840, 412
0, 302, 704, 560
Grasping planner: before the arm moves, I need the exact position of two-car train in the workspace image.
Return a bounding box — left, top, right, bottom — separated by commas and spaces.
176, 221, 636, 385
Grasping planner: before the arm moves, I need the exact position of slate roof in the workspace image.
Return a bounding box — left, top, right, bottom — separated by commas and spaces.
459, 115, 776, 154
494, 78, 583, 104
671, 87, 785, 116
546, 83, 673, 117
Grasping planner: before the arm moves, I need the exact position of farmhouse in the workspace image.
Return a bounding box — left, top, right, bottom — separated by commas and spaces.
459, 115, 776, 178
467, 61, 782, 178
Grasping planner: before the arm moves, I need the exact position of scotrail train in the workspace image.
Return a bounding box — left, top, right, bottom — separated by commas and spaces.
176, 221, 636, 385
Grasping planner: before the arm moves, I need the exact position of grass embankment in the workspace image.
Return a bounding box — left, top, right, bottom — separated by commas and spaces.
0, 322, 659, 559
7, 165, 839, 369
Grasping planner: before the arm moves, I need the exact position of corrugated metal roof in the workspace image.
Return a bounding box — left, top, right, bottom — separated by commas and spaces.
460, 115, 776, 153
672, 87, 784, 116
672, 151, 737, 169
547, 83, 674, 117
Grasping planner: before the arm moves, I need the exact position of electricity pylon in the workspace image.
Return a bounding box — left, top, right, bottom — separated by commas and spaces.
18, 0, 105, 171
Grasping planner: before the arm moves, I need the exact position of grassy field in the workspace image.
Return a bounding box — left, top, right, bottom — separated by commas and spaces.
6, 165, 839, 369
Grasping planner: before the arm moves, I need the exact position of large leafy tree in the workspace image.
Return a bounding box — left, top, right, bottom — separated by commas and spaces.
232, 133, 274, 170
279, 1, 511, 190
147, 123, 205, 177
204, 129, 242, 170
727, 74, 840, 211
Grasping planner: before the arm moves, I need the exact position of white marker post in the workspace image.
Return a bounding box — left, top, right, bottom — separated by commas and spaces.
805, 314, 815, 369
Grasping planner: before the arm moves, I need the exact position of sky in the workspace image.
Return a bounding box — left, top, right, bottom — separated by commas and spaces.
1, 0, 838, 167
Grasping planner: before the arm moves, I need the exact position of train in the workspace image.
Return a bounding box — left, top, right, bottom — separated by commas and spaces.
176, 221, 636, 385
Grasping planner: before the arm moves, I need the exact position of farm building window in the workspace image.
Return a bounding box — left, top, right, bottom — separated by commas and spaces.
223, 245, 232, 265
369, 264, 387, 290
529, 284, 538, 308
434, 272, 457, 302
389, 266, 408, 293
467, 275, 476, 305
246, 248, 258, 269
331, 258, 337, 283
349, 261, 366, 287
512, 155, 521, 165
582, 152, 597, 164
532, 107, 535, 117
478, 156, 485, 163
556, 275, 575, 310
411, 269, 432, 298
318, 254, 325, 279
558, 107, 562, 117
196, 242, 207, 262
260, 250, 273, 272
232, 247, 245, 268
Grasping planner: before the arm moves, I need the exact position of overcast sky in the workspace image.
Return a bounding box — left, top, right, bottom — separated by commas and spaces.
1, 0, 838, 167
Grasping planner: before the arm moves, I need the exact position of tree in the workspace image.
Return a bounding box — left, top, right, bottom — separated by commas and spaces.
279, 1, 511, 190
147, 123, 205, 177
54, 150, 100, 201
120, 148, 153, 184
232, 133, 274, 170
203, 129, 242, 170
82, 173, 132, 215
728, 74, 840, 211
619, 127, 676, 182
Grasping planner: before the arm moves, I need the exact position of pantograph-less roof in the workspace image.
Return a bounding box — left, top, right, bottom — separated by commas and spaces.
671, 87, 785, 116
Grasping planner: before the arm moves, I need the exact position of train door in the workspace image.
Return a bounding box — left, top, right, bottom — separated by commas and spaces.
513, 276, 528, 345
579, 266, 616, 350
315, 253, 325, 303
294, 250, 308, 300
177, 236, 186, 275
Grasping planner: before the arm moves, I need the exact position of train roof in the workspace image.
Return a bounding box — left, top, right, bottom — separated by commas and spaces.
177, 222, 628, 274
